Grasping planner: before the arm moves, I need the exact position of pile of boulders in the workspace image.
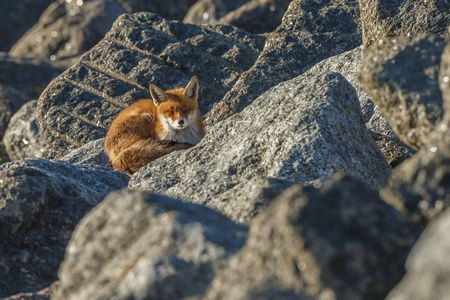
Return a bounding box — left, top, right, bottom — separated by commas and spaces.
1, 0, 450, 299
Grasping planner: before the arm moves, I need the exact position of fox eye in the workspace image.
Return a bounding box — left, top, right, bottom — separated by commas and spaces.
167, 110, 174, 115
184, 108, 190, 113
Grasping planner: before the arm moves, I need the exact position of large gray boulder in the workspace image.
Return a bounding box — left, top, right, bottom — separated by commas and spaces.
358, 0, 450, 48
358, 35, 446, 150
184, 0, 250, 25
129, 71, 392, 224
0, 53, 62, 101
37, 12, 265, 159
205, 0, 362, 124
0, 158, 129, 298
0, 54, 62, 163
0, 85, 30, 164
117, 0, 192, 20
61, 138, 112, 169
53, 190, 247, 300
387, 207, 450, 300
184, 0, 291, 34
380, 41, 450, 224
2, 100, 46, 161
300, 45, 414, 167
204, 175, 422, 300
0, 0, 54, 52
9, 0, 126, 62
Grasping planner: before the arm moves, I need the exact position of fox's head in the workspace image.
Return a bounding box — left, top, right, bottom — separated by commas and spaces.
150, 76, 199, 130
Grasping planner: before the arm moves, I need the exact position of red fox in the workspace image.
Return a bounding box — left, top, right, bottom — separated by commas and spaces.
105, 76, 204, 174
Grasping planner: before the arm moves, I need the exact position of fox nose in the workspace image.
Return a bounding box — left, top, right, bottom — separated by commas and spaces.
178, 119, 185, 126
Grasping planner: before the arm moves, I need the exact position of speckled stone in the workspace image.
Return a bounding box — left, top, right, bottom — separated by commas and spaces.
380, 41, 450, 224
3, 100, 46, 161
204, 175, 421, 300
129, 71, 391, 224
0, 158, 129, 298
358, 0, 450, 48
387, 207, 450, 300
205, 0, 362, 124
358, 34, 446, 150
37, 12, 265, 159
54, 190, 247, 300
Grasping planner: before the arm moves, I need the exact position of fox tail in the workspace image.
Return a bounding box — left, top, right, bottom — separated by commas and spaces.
110, 139, 192, 174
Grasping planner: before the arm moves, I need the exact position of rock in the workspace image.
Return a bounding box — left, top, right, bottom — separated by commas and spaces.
0, 53, 63, 100
184, 0, 290, 34
380, 129, 450, 224
217, 0, 292, 34
299, 45, 414, 167
0, 0, 54, 52
205, 0, 362, 124
61, 138, 112, 169
0, 158, 129, 298
358, 0, 450, 48
386, 207, 450, 300
117, 0, 192, 20
2, 283, 58, 300
0, 53, 61, 163
129, 71, 392, 224
2, 100, 46, 161
0, 85, 30, 164
9, 0, 126, 63
204, 175, 422, 300
37, 12, 265, 159
378, 41, 450, 225
184, 0, 250, 25
53, 190, 247, 300
358, 35, 446, 150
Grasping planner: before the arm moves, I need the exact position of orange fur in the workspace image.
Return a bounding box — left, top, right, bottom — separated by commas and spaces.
105, 77, 204, 174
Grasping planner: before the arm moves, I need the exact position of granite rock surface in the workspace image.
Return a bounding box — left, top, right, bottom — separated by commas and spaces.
53, 190, 247, 300
2, 100, 46, 161
204, 175, 422, 300
205, 0, 362, 124
129, 70, 391, 224
0, 158, 129, 297
358, 0, 450, 48
37, 12, 265, 159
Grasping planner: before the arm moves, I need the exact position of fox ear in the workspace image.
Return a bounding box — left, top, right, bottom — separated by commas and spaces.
149, 84, 168, 106
183, 76, 199, 100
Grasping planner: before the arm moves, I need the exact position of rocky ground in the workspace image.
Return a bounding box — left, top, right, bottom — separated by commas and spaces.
1, 0, 450, 299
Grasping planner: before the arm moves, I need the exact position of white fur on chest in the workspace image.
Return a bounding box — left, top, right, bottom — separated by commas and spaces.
157, 113, 203, 145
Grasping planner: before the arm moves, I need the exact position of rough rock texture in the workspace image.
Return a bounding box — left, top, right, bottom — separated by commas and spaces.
358, 0, 450, 48
218, 0, 292, 34
53, 190, 247, 300
184, 0, 290, 34
0, 85, 30, 164
0, 159, 129, 298
2, 284, 57, 300
358, 35, 446, 150
9, 0, 126, 62
387, 207, 450, 300
0, 0, 54, 52
0, 53, 62, 101
206, 0, 362, 124
184, 0, 250, 25
298, 45, 414, 167
380, 129, 450, 224
380, 41, 450, 224
204, 175, 422, 300
2, 100, 46, 161
0, 53, 61, 164
61, 138, 112, 169
117, 0, 191, 20
129, 71, 392, 224
37, 12, 265, 159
